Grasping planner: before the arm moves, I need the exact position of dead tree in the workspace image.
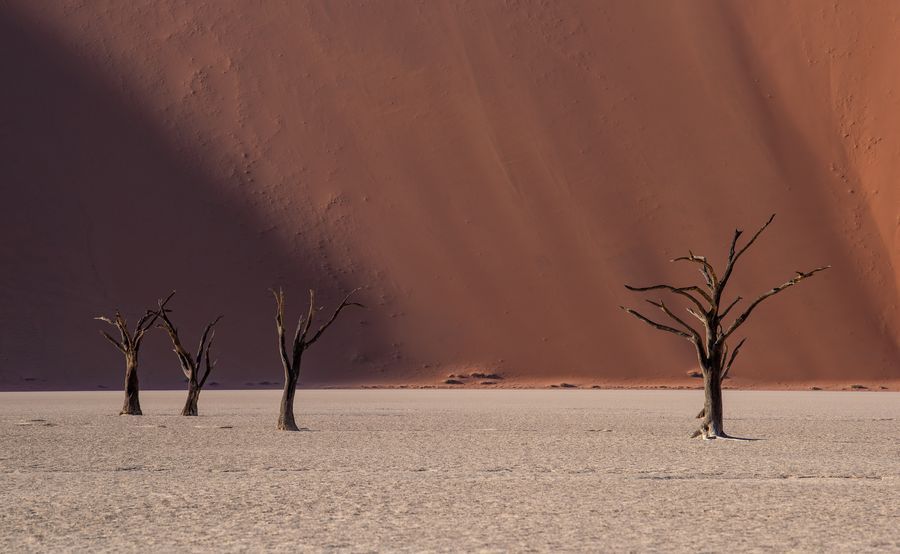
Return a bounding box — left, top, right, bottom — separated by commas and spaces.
272, 287, 363, 431
620, 214, 829, 439
96, 292, 174, 415
155, 294, 222, 416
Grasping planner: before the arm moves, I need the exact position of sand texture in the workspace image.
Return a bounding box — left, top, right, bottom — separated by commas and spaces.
1, 1, 898, 390
1, 390, 898, 552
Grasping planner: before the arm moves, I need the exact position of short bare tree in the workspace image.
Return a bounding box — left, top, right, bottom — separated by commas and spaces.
155, 294, 223, 416
272, 287, 363, 431
621, 214, 829, 439
96, 292, 174, 415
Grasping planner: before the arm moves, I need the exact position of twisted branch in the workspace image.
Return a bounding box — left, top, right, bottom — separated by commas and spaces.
96, 292, 173, 355
307, 288, 365, 346
671, 251, 718, 290
719, 296, 742, 319
718, 213, 776, 294
619, 306, 693, 341
199, 329, 217, 387
271, 288, 293, 375
624, 284, 710, 313
272, 287, 364, 375
156, 293, 222, 383
645, 300, 701, 342
720, 266, 830, 343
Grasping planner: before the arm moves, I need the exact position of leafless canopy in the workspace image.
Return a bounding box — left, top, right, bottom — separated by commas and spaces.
272, 287, 364, 430
620, 214, 829, 438
96, 291, 174, 415
96, 291, 174, 357
155, 292, 223, 416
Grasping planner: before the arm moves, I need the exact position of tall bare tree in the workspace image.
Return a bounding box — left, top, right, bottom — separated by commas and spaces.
621, 214, 829, 439
96, 292, 174, 415
156, 294, 223, 416
272, 288, 363, 431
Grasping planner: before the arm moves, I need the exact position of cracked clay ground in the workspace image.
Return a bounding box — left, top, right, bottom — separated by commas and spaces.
1, 390, 897, 552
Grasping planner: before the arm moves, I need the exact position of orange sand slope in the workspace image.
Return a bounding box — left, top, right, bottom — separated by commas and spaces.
0, 1, 897, 389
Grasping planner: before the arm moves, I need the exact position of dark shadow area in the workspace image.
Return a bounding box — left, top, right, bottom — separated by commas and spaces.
0, 8, 388, 389
714, 435, 763, 442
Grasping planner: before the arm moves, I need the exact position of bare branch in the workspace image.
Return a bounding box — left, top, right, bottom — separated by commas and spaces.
291, 293, 313, 366
199, 329, 217, 388
721, 337, 747, 380
271, 288, 291, 373
96, 306, 139, 352
699, 265, 714, 291
306, 288, 364, 346
99, 330, 125, 352
685, 307, 712, 356
619, 306, 693, 340
299, 289, 317, 344
95, 316, 116, 326
624, 284, 710, 313
720, 266, 830, 342
646, 300, 701, 341
195, 315, 224, 365
133, 291, 176, 349
157, 309, 193, 380
719, 296, 742, 319
671, 251, 718, 290
735, 213, 776, 262
291, 313, 305, 353
727, 229, 742, 262
133, 311, 158, 350
114, 311, 131, 350
142, 291, 175, 332
680, 285, 713, 306
685, 307, 705, 325
718, 214, 776, 293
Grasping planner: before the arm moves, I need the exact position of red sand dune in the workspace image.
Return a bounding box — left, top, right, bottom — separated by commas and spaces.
1, 1, 897, 390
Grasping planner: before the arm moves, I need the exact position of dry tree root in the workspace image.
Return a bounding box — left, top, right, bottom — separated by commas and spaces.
691, 426, 728, 440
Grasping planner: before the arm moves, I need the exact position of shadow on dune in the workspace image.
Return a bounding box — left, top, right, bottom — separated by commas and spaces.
0, 3, 896, 390
0, 8, 386, 390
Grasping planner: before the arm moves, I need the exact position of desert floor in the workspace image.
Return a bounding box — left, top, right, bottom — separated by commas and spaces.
1, 390, 897, 552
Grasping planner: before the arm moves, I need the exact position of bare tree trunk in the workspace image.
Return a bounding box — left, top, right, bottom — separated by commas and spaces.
699, 360, 725, 438
181, 380, 200, 416
120, 357, 142, 415
277, 372, 299, 431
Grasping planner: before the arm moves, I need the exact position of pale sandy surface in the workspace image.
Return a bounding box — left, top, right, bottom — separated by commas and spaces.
1, 390, 898, 552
